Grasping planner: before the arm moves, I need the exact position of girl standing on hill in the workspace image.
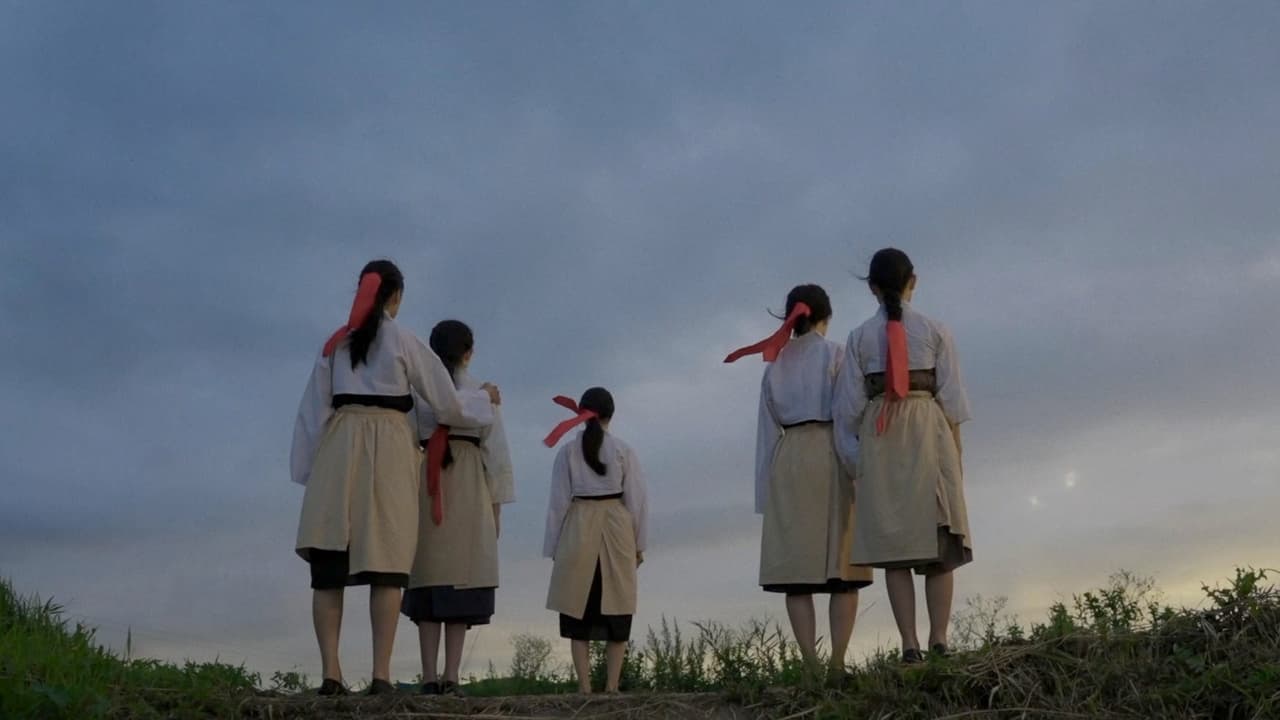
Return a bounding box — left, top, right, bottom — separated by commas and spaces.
542, 388, 649, 694
725, 284, 873, 680
402, 320, 515, 696
290, 260, 500, 696
833, 248, 973, 664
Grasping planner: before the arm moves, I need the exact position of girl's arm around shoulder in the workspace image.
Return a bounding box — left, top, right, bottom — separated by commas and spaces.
396, 322, 496, 427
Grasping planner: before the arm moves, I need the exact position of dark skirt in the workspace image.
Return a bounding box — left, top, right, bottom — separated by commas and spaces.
559, 562, 632, 642
402, 585, 495, 628
308, 549, 408, 590
763, 577, 870, 596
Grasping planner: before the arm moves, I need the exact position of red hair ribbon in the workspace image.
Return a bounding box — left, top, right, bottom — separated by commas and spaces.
425, 425, 449, 526
321, 272, 382, 357
723, 302, 812, 363
543, 395, 598, 448
875, 319, 910, 435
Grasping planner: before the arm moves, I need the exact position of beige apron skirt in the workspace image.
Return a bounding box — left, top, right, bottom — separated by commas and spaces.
408, 439, 499, 589
760, 423, 874, 592
295, 406, 421, 577
546, 498, 637, 620
853, 392, 973, 575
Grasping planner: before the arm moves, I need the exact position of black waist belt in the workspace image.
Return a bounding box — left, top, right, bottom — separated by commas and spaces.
781, 419, 832, 430
418, 434, 483, 470
574, 493, 623, 501
864, 369, 937, 399
332, 393, 413, 412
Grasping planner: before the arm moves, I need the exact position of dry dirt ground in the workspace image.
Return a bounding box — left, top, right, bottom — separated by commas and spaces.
241, 690, 808, 720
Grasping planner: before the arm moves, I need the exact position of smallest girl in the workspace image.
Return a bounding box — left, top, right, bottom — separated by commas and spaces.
542, 388, 649, 694
402, 320, 515, 696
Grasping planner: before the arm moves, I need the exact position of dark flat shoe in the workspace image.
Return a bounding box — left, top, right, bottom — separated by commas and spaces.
931, 643, 950, 659
366, 679, 396, 696
440, 681, 463, 697
826, 670, 855, 690
318, 678, 349, 696
420, 681, 440, 695
902, 648, 925, 665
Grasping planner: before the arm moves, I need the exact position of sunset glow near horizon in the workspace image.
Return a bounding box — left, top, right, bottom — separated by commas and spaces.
2, 1, 1278, 682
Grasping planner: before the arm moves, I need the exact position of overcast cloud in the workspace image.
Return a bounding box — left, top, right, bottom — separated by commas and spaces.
2, 1, 1278, 681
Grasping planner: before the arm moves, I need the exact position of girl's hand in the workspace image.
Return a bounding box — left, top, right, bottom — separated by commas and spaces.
481, 382, 502, 405
492, 504, 502, 538
636, 552, 645, 568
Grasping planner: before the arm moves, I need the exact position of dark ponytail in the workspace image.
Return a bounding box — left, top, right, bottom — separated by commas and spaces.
429, 320, 474, 380
774, 284, 833, 336
578, 387, 616, 476
348, 259, 405, 369
865, 248, 914, 322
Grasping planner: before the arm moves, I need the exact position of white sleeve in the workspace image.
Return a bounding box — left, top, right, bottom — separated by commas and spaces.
289, 352, 333, 486
753, 371, 781, 515
400, 329, 494, 428
934, 323, 972, 425
481, 405, 515, 505
542, 447, 573, 558
622, 445, 649, 554
411, 390, 438, 446
832, 330, 867, 472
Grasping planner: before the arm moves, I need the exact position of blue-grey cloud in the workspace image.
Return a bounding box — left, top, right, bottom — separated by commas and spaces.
3, 0, 1278, 681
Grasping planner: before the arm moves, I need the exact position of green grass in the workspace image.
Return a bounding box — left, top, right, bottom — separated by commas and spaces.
0, 578, 258, 719
808, 567, 1280, 718
5, 568, 1280, 718
462, 567, 1280, 717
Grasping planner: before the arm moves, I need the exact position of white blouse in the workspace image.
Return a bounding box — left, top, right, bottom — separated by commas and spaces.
414, 369, 515, 504
832, 302, 971, 468
289, 314, 494, 486
754, 332, 844, 514
542, 432, 649, 557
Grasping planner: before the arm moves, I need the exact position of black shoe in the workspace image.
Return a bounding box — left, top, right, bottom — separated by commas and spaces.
901, 648, 925, 665
930, 643, 950, 659
439, 681, 463, 697
825, 669, 855, 690
420, 681, 440, 695
318, 678, 349, 696
366, 679, 396, 696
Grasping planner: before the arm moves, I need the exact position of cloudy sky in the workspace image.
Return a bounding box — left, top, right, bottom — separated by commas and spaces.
3, 1, 1278, 683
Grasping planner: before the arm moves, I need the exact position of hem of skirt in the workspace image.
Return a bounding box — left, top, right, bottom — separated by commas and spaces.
402, 585, 496, 627
762, 578, 873, 595
347, 571, 410, 588
869, 558, 972, 576
297, 544, 349, 561
860, 528, 973, 576
559, 613, 632, 642
303, 547, 410, 589
406, 614, 494, 628
310, 571, 409, 590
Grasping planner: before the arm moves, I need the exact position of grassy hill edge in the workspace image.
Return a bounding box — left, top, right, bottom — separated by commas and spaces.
2, 568, 1278, 719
